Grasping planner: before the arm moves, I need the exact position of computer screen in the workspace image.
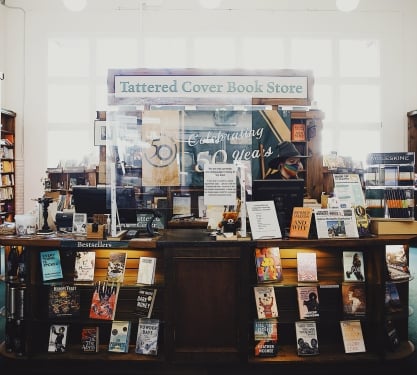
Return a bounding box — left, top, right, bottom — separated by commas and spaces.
251, 179, 305, 236
72, 186, 138, 224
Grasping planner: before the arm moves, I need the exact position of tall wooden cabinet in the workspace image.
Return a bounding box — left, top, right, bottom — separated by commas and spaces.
0, 232, 415, 373
0, 109, 16, 222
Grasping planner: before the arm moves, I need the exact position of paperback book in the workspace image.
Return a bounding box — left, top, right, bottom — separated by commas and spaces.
253, 318, 278, 357
135, 318, 160, 356
48, 324, 69, 353
295, 321, 319, 355
289, 207, 314, 239
137, 256, 157, 285
106, 252, 127, 283
296, 286, 320, 319
341, 283, 366, 317
74, 251, 96, 282
296, 252, 318, 282
81, 326, 99, 353
340, 320, 366, 353
254, 247, 283, 283
135, 287, 157, 318
254, 286, 279, 319
40, 250, 63, 282
343, 251, 365, 282
385, 244, 410, 280
89, 281, 120, 321
108, 320, 132, 353
48, 283, 81, 318
385, 282, 403, 313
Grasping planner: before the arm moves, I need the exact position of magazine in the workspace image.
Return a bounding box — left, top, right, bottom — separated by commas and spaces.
313, 208, 359, 239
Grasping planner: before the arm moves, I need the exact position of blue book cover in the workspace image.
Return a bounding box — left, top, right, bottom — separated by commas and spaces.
40, 250, 63, 281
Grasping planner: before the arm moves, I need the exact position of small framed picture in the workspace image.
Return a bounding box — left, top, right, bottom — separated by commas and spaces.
94, 120, 107, 146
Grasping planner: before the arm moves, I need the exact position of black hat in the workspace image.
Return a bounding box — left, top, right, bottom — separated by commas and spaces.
276, 141, 308, 159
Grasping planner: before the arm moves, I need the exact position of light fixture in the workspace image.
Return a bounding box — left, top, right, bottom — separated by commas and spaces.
199, 0, 222, 9
62, 0, 87, 12
336, 0, 360, 12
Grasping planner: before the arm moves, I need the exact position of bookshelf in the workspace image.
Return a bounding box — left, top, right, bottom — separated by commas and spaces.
0, 108, 16, 222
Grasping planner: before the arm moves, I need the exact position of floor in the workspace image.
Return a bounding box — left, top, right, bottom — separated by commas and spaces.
1, 249, 417, 374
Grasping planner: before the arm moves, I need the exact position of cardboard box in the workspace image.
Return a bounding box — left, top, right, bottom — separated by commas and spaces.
370, 219, 417, 235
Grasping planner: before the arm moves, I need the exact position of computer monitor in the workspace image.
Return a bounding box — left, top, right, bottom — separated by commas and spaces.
251, 179, 305, 236
72, 185, 138, 224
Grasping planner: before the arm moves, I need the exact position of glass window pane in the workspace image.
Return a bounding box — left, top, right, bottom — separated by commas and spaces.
340, 40, 380, 77
48, 129, 94, 167
144, 37, 187, 68
193, 37, 236, 68
96, 38, 138, 77
96, 83, 111, 111
48, 38, 90, 77
339, 129, 381, 163
314, 84, 333, 121
241, 37, 285, 69
339, 84, 380, 123
48, 84, 90, 123
290, 39, 333, 77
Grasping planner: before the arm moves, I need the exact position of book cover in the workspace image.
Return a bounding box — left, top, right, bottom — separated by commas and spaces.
254, 318, 278, 357
295, 321, 319, 355
296, 252, 318, 282
386, 320, 401, 351
291, 123, 306, 141
254, 247, 283, 283
106, 252, 127, 283
385, 244, 410, 280
343, 251, 365, 282
135, 318, 160, 356
254, 286, 279, 319
289, 207, 314, 239
385, 282, 403, 313
340, 320, 366, 353
40, 250, 63, 282
341, 283, 366, 317
296, 286, 320, 319
72, 213, 87, 234
135, 287, 157, 318
89, 281, 120, 321
137, 256, 157, 285
108, 320, 132, 353
48, 283, 81, 318
74, 251, 96, 282
48, 324, 69, 353
81, 326, 99, 353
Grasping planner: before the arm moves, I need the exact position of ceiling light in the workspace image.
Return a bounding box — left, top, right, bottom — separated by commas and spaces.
199, 0, 222, 9
336, 0, 360, 12
62, 0, 87, 12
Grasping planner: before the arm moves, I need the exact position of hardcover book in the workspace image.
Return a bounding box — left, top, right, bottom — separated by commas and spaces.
254, 318, 278, 357
48, 324, 69, 353
296, 286, 320, 319
89, 281, 120, 321
254, 286, 279, 319
106, 252, 127, 283
385, 244, 410, 280
137, 256, 157, 285
385, 282, 403, 313
289, 207, 314, 239
135, 287, 157, 318
343, 251, 365, 282
341, 283, 366, 317
296, 252, 318, 282
81, 326, 100, 353
295, 321, 319, 355
135, 318, 160, 356
254, 247, 283, 283
340, 320, 366, 353
48, 283, 81, 318
108, 320, 132, 353
40, 250, 63, 282
74, 251, 96, 282
291, 122, 306, 141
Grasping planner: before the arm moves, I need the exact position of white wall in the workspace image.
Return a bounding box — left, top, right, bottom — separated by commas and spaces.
1, 0, 417, 212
